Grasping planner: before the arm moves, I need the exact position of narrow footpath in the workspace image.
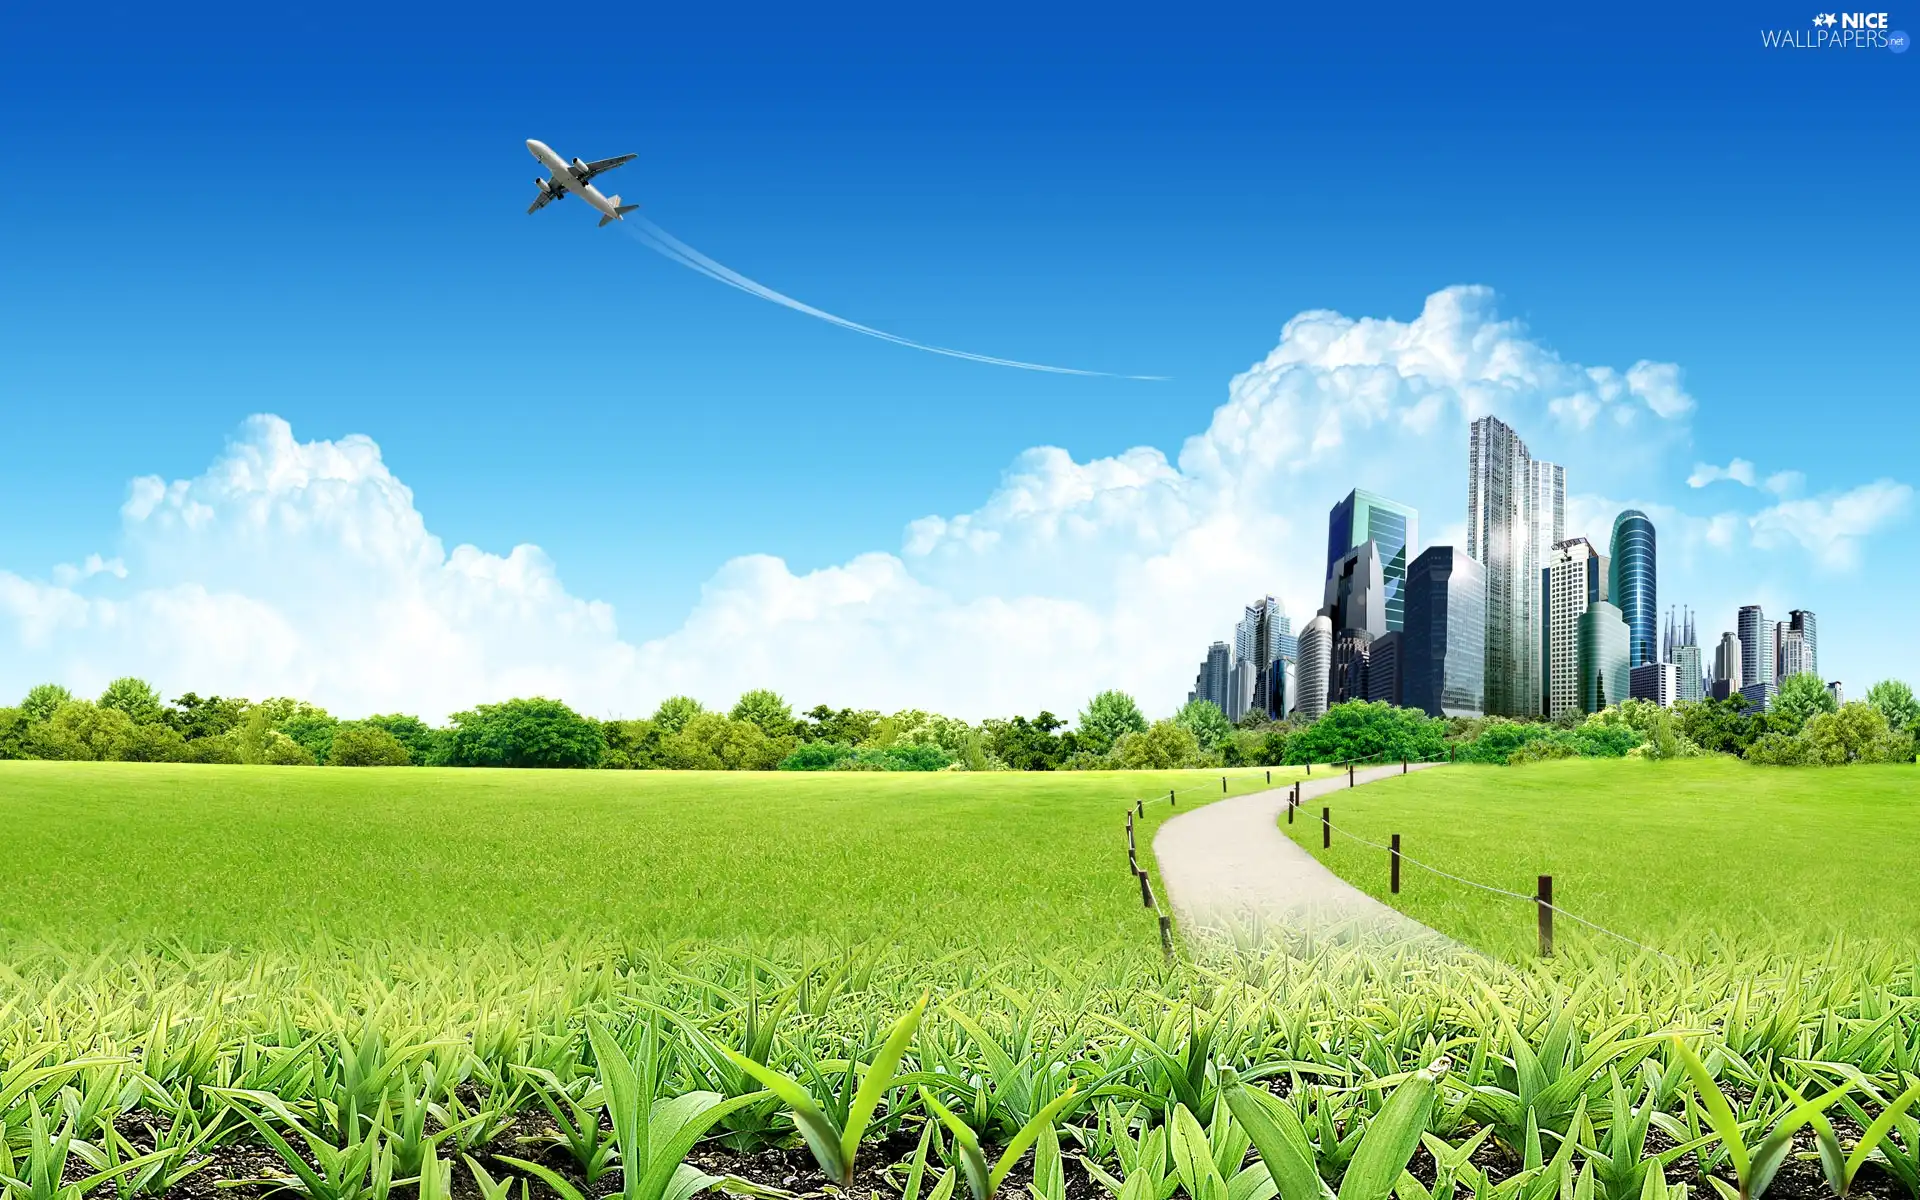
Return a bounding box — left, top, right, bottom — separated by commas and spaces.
1152, 763, 1451, 948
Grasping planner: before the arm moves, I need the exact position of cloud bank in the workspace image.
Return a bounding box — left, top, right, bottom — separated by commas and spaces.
2, 286, 1909, 720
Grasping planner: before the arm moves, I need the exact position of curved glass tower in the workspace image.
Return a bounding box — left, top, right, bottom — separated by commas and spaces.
1608, 510, 1657, 668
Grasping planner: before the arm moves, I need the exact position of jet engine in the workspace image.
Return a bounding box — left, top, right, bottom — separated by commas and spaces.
572, 157, 589, 174
534, 177, 551, 192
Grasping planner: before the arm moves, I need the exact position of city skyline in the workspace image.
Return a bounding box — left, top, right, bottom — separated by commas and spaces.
1180, 413, 1843, 724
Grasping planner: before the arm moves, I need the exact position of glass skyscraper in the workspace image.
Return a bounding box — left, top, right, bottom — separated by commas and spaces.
1578, 601, 1631, 713
1327, 489, 1418, 634
1608, 510, 1657, 668
1468, 417, 1562, 718
1403, 546, 1487, 718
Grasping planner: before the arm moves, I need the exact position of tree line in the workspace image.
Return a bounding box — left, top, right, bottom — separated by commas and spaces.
1, 671, 1913, 770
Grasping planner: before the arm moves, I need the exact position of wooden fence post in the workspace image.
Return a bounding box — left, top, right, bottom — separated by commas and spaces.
1322, 807, 1331, 849
1287, 801, 1294, 824
1158, 912, 1173, 957
1402, 758, 1408, 774
1537, 875, 1554, 957
1266, 769, 1271, 785
1169, 788, 1175, 807
1221, 775, 1227, 793
1390, 833, 1401, 894
1138, 870, 1153, 907
1136, 798, 1143, 817
1349, 762, 1355, 788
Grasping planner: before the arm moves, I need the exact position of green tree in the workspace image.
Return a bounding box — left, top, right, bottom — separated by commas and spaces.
1803, 703, 1910, 765
1173, 698, 1233, 753
98, 677, 164, 725
1076, 690, 1148, 756
278, 712, 340, 764
20, 684, 74, 724
444, 698, 607, 768
0, 707, 28, 759
600, 718, 662, 769
361, 714, 446, 765
262, 732, 317, 766
799, 705, 881, 745
1674, 695, 1761, 756
666, 711, 789, 770
329, 725, 412, 766
1771, 672, 1838, 736
1110, 720, 1201, 769
115, 721, 187, 762
165, 693, 248, 741
729, 689, 796, 739
1284, 701, 1448, 765
1865, 679, 1919, 737
30, 700, 135, 761
651, 695, 705, 735
981, 712, 1072, 770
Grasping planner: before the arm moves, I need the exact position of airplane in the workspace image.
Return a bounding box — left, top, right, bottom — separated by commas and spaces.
525, 139, 639, 227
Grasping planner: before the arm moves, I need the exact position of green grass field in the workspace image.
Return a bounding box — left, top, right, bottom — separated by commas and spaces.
0, 760, 1301, 959
1282, 757, 1920, 958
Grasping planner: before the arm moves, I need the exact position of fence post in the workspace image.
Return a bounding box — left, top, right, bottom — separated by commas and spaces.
1322, 807, 1331, 849
1169, 788, 1175, 807
1287, 800, 1294, 824
1349, 762, 1355, 788
1537, 875, 1554, 957
1136, 798, 1143, 817
1138, 869, 1153, 907
1126, 811, 1135, 857
1266, 769, 1271, 785
1402, 757, 1408, 774
1221, 775, 1227, 794
1158, 912, 1173, 957
1390, 833, 1401, 894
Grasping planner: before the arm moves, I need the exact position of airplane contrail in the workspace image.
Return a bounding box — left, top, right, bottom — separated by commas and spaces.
622, 217, 1167, 381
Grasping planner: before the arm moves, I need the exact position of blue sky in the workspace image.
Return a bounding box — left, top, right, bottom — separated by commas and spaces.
2, 0, 1913, 718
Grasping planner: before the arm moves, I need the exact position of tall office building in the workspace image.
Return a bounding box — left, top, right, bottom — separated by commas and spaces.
1468, 416, 1562, 717
1779, 628, 1814, 680
1630, 661, 1679, 707
1579, 601, 1632, 713
1545, 537, 1608, 719
1366, 632, 1403, 706
1235, 597, 1292, 719
1329, 632, 1374, 706
1324, 542, 1389, 640
1226, 659, 1256, 722
1714, 631, 1743, 689
1403, 546, 1487, 718
1786, 610, 1818, 679
1327, 489, 1419, 633
1827, 681, 1844, 705
1663, 607, 1706, 703
1191, 641, 1231, 714
1293, 615, 1333, 720
1609, 510, 1657, 668
1737, 605, 1772, 692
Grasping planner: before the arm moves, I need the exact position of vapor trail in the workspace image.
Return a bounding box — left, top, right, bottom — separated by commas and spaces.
622, 217, 1166, 381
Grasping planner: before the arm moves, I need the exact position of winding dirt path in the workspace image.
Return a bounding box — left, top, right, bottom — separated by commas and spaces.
1151, 763, 1451, 948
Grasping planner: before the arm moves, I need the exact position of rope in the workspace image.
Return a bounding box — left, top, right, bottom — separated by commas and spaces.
1319, 813, 1679, 962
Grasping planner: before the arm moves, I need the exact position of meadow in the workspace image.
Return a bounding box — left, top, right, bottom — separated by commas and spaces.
4, 760, 1920, 1200
1280, 757, 1920, 958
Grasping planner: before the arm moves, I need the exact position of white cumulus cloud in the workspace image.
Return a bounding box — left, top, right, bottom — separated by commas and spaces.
0, 286, 1909, 719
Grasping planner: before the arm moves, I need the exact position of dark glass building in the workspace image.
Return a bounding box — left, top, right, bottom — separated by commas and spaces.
1402, 546, 1487, 718
1608, 510, 1657, 668
1327, 489, 1418, 633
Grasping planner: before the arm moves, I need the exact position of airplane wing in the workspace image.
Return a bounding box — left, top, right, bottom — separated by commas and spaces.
576, 153, 636, 183
527, 184, 564, 214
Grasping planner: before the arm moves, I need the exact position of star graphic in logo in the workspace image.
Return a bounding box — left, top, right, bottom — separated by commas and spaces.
1812, 12, 1837, 25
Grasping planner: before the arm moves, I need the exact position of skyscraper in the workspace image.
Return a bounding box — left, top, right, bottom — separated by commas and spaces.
1324, 542, 1388, 640
1578, 601, 1631, 713
1191, 641, 1231, 713
1609, 510, 1657, 668
1714, 631, 1743, 689
1737, 605, 1772, 692
1787, 609, 1818, 679
1630, 661, 1679, 707
1664, 607, 1706, 703
1327, 489, 1419, 633
1235, 596, 1293, 719
1468, 416, 1562, 717
1403, 546, 1487, 718
1545, 537, 1607, 719
1779, 628, 1813, 680
1293, 615, 1333, 720
1366, 632, 1403, 706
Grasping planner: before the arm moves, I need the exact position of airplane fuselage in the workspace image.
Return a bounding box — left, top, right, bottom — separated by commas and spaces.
526, 139, 621, 220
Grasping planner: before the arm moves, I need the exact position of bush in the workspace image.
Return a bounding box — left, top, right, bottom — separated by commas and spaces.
444, 698, 607, 769
261, 732, 317, 766
1284, 701, 1449, 765
361, 714, 446, 766
178, 734, 243, 764
1453, 720, 1556, 765
1109, 720, 1201, 769
114, 722, 187, 763
779, 741, 858, 771
30, 700, 135, 761
330, 725, 412, 766
1746, 731, 1810, 766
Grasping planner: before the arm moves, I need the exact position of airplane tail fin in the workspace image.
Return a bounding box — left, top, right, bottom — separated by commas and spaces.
598, 196, 641, 227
